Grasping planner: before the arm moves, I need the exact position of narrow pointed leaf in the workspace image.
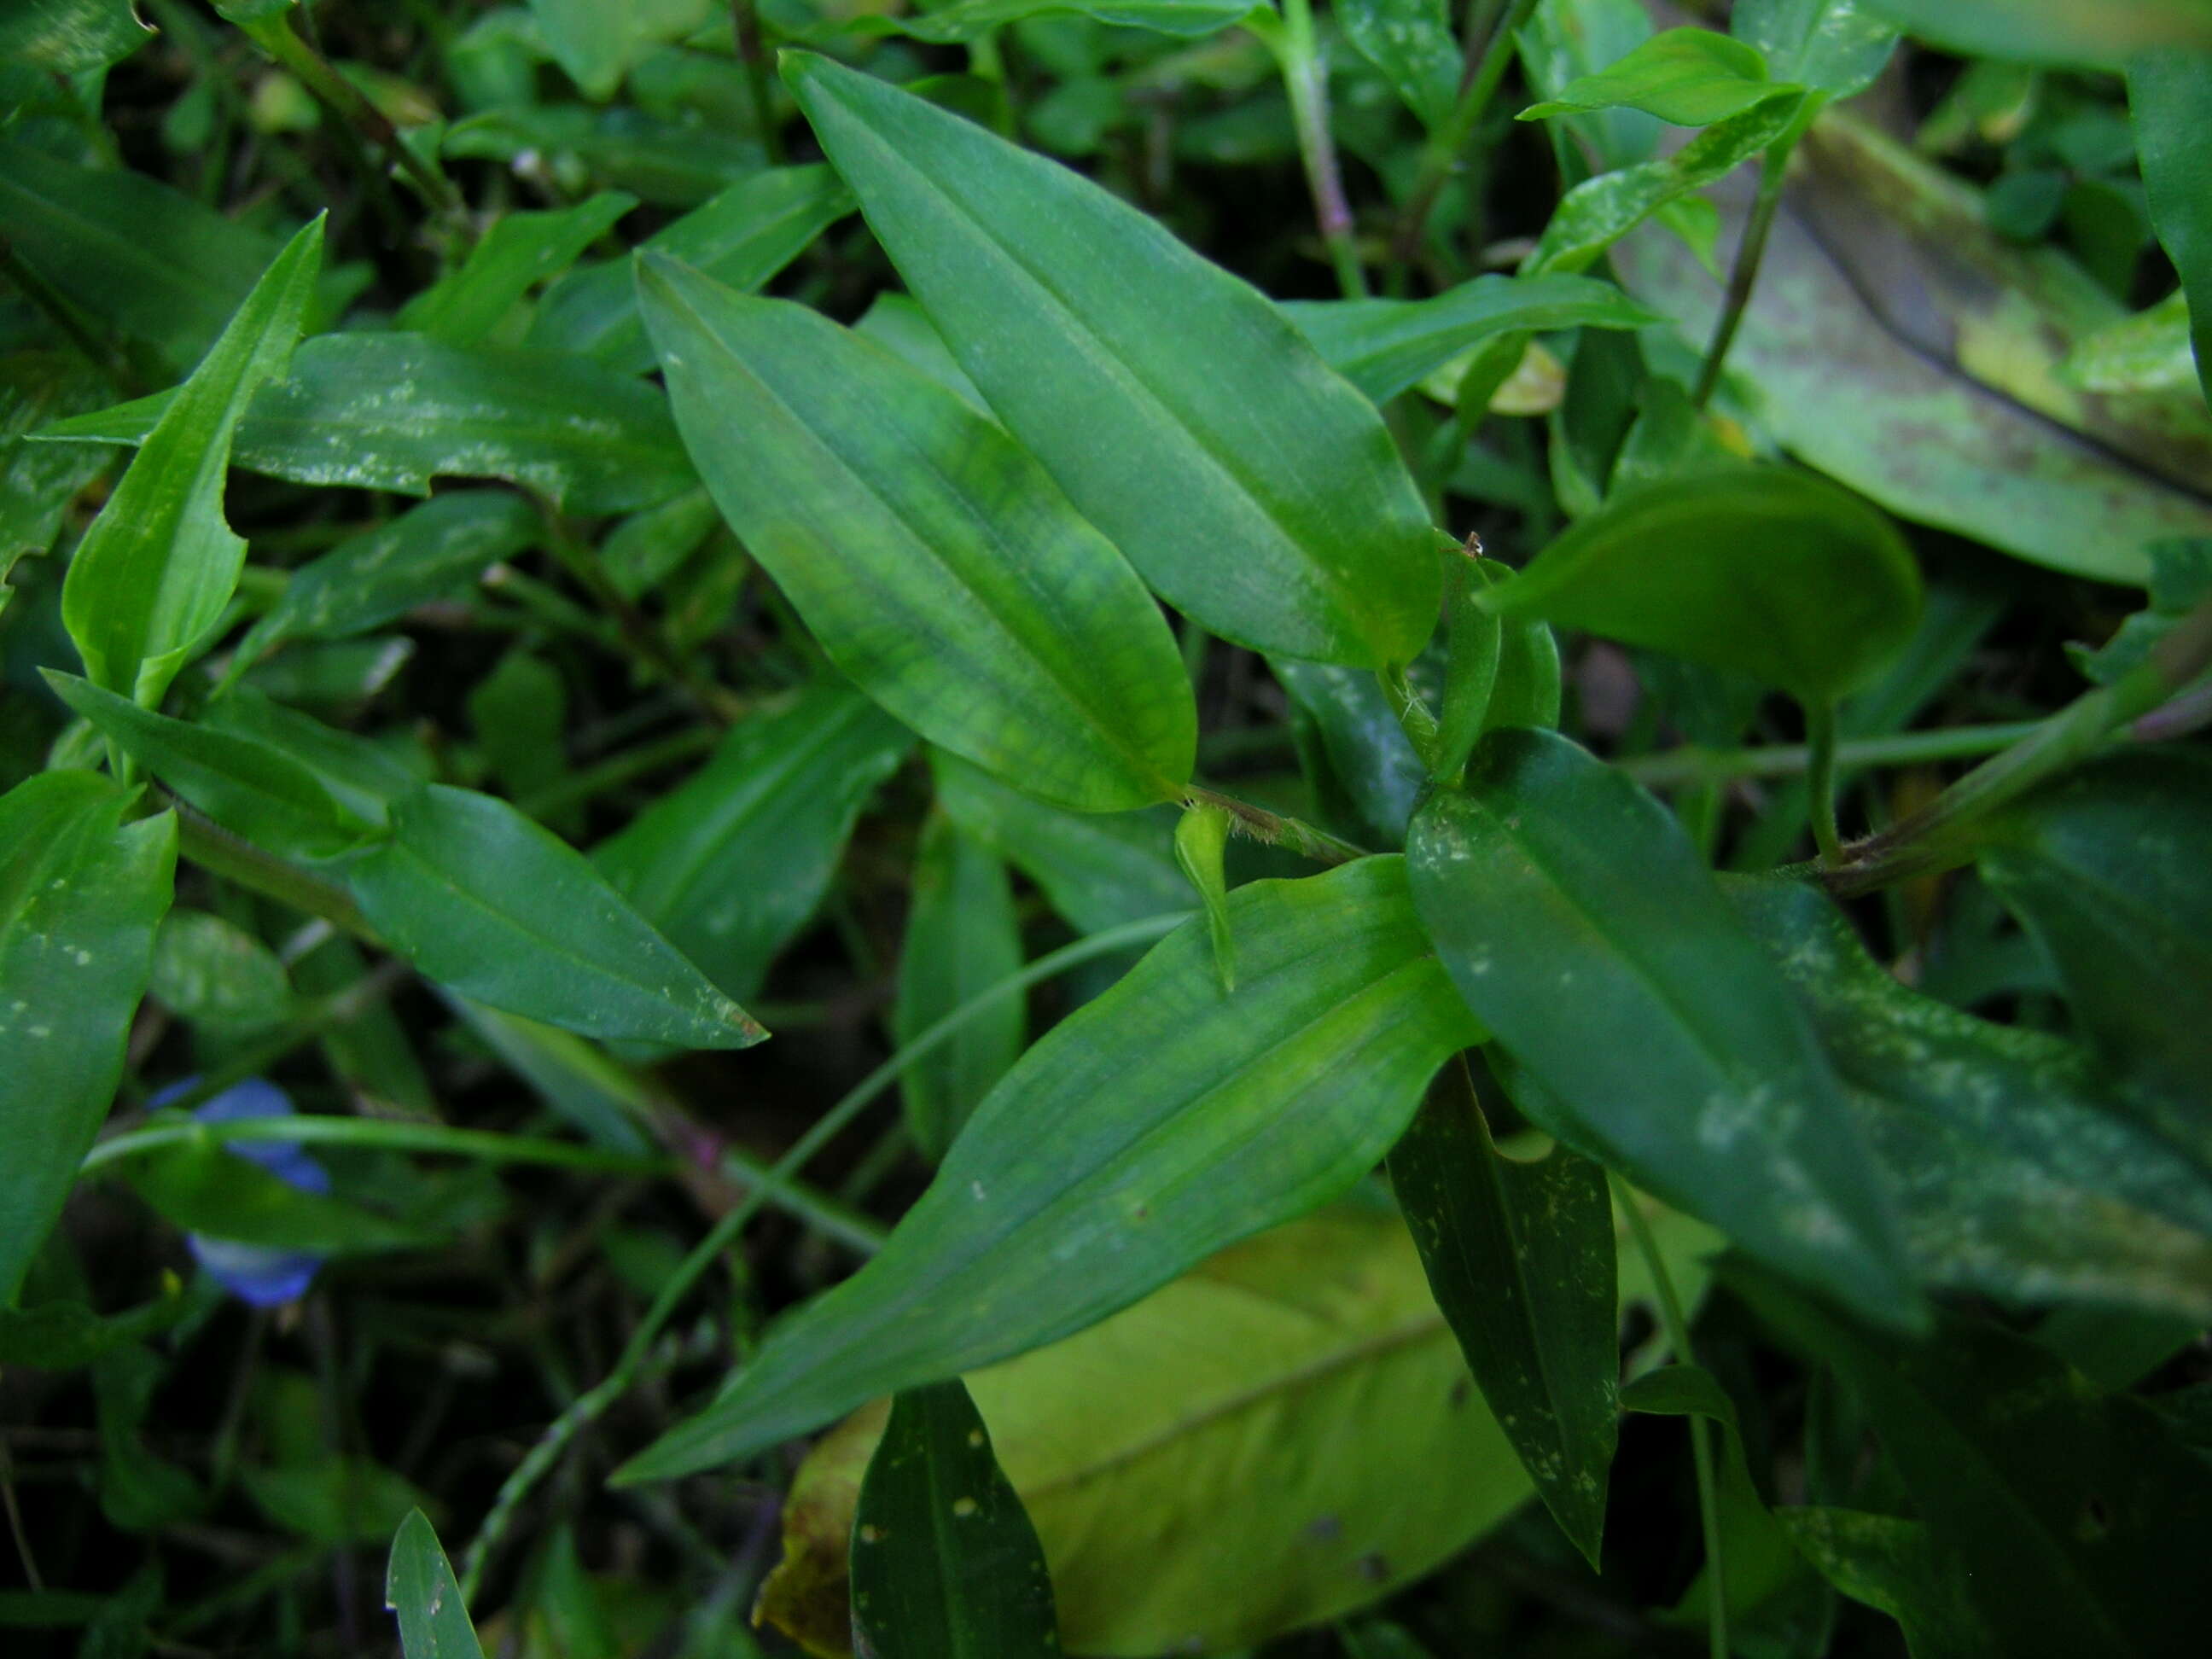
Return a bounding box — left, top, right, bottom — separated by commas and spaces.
639, 257, 1192, 811
784, 52, 1439, 667
879, 0, 1259, 43
386, 1511, 486, 1659
395, 192, 636, 345
345, 784, 766, 1050
43, 672, 382, 862
1284, 274, 1661, 405
1173, 803, 1237, 992
851, 1379, 1058, 1659
0, 774, 175, 1304
1388, 1073, 1618, 1565
1520, 28, 1791, 127
593, 682, 913, 1002
1728, 1265, 2212, 1659
121, 1135, 439, 1254
41, 334, 694, 515
1407, 730, 1917, 1324
529, 166, 854, 373
0, 0, 153, 73
1977, 752, 2212, 1143
1731, 876, 2212, 1321
0, 137, 283, 373
1337, 0, 1460, 130
2129, 52, 2212, 444
897, 813, 1025, 1163
618, 856, 1483, 1479
1525, 96, 1801, 275
60, 218, 322, 707
1780, 1508, 1994, 1659
1732, 0, 1898, 102
1861, 0, 2212, 67
230, 492, 541, 673
1482, 466, 1922, 703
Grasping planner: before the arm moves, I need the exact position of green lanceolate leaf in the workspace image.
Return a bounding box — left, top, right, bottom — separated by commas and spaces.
198, 689, 423, 830
638, 257, 1193, 811
395, 192, 637, 346
1977, 752, 2212, 1142
930, 751, 1189, 936
897, 812, 1025, 1164
1407, 731, 1917, 1325
230, 492, 541, 675
0, 0, 153, 73
0, 137, 285, 374
1861, 0, 2212, 68
1387, 1071, 1618, 1566
42, 334, 694, 516
1481, 466, 1923, 704
2130, 49, 2212, 407
1283, 274, 1661, 405
43, 672, 383, 861
1520, 28, 1793, 127
1730, 876, 2212, 1322
345, 784, 766, 1050
851, 1379, 1059, 1659
593, 681, 913, 1003
1728, 1265, 2212, 1658
875, 0, 1260, 44
529, 166, 854, 373
386, 1511, 486, 1659
618, 856, 1482, 1479
59, 218, 322, 707
1732, 0, 1898, 103
0, 774, 175, 1304
784, 52, 1439, 668
1780, 1508, 1994, 1659
1524, 96, 1801, 275
1336, 0, 1460, 131
1435, 554, 1505, 785
1173, 802, 1237, 992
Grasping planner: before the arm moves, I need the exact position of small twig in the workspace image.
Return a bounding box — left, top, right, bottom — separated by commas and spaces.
173, 803, 375, 940
1618, 720, 2044, 789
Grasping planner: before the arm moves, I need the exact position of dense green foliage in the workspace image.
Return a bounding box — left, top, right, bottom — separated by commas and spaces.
3, 1, 2210, 1656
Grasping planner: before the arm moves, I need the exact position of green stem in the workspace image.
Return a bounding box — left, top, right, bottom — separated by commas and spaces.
731, 0, 786, 166
1619, 720, 2044, 789
84, 1114, 671, 1179
1271, 0, 1369, 297
1183, 785, 1371, 866
512, 724, 720, 819
1692, 135, 1793, 410
1389, 0, 1540, 271
173, 805, 375, 940
1616, 1176, 1728, 1659
456, 911, 1191, 1605
1802, 698, 1842, 863
1819, 595, 2212, 897
236, 12, 461, 217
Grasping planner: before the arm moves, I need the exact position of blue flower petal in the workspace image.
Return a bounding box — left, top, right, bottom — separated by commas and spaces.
150, 1076, 332, 1307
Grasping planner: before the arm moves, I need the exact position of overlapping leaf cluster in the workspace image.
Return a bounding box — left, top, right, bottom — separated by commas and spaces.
4, 2, 2211, 1656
